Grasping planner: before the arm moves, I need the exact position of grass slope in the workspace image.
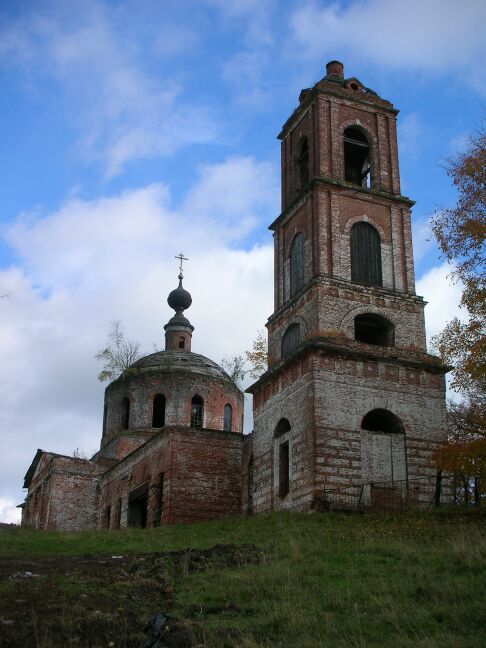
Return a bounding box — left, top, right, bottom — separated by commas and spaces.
0, 510, 485, 647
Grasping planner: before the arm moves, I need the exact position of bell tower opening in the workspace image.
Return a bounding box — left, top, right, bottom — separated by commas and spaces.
344, 127, 371, 188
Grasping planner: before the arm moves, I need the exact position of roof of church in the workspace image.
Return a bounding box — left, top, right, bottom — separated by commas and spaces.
130, 350, 235, 383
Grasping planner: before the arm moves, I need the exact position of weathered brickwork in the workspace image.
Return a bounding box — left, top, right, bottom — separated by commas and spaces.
21, 61, 448, 530
100, 427, 244, 528
248, 60, 448, 514
22, 452, 102, 531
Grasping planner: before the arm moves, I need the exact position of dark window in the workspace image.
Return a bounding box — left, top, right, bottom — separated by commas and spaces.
102, 403, 107, 437
127, 483, 148, 528
274, 418, 291, 438
282, 323, 301, 358
178, 337, 185, 349
114, 498, 122, 529
152, 394, 166, 427
104, 506, 111, 529
190, 395, 204, 428
351, 222, 382, 286
344, 127, 371, 187
290, 233, 305, 296
297, 137, 309, 189
152, 473, 164, 527
361, 409, 404, 435
247, 455, 254, 514
121, 397, 130, 430
279, 441, 290, 498
355, 314, 394, 346
223, 403, 232, 431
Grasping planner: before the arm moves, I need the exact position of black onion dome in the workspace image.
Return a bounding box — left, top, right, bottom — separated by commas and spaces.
167, 274, 192, 313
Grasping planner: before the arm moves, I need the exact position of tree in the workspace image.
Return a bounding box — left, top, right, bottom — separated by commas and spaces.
221, 355, 247, 386
432, 395, 486, 505
245, 329, 268, 379
431, 128, 486, 394
221, 330, 268, 387
95, 321, 142, 382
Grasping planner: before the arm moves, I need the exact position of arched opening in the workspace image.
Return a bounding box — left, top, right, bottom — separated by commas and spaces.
190, 395, 204, 428
355, 314, 394, 346
297, 137, 309, 189
152, 394, 166, 427
121, 397, 130, 430
178, 336, 185, 349
350, 222, 382, 286
361, 409, 406, 486
290, 233, 305, 296
281, 323, 301, 359
344, 127, 371, 187
223, 403, 233, 431
274, 419, 291, 498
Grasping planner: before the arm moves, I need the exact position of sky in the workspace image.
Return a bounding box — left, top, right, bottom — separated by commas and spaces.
0, 0, 484, 523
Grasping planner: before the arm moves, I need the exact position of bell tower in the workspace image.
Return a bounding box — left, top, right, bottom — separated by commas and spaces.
248, 61, 448, 514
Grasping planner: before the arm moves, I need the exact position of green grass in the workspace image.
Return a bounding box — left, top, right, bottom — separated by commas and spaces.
1, 509, 485, 647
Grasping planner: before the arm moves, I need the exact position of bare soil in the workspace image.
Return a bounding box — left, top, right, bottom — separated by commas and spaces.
0, 544, 261, 647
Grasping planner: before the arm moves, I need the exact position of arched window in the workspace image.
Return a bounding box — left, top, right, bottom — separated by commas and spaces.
152, 394, 166, 427
290, 233, 304, 296
361, 409, 404, 435
282, 323, 301, 359
354, 314, 394, 346
121, 397, 130, 430
297, 137, 309, 189
274, 419, 291, 498
178, 336, 185, 349
350, 222, 382, 286
344, 127, 371, 187
190, 395, 204, 428
223, 403, 232, 431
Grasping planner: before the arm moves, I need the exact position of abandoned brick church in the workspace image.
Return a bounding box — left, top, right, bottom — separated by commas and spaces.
21, 61, 448, 531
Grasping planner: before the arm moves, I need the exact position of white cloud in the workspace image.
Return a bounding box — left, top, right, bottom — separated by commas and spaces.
0, 2, 217, 177
0, 156, 276, 510
290, 0, 486, 90
416, 261, 464, 348
0, 498, 21, 525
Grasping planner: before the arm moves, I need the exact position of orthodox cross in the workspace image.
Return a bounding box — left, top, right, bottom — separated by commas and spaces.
175, 252, 189, 276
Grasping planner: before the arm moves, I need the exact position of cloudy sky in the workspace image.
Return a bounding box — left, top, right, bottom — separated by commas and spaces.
0, 0, 484, 523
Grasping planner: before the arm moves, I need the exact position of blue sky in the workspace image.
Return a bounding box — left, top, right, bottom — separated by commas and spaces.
0, 0, 485, 522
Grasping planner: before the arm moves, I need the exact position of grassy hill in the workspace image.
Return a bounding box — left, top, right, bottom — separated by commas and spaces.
0, 509, 485, 647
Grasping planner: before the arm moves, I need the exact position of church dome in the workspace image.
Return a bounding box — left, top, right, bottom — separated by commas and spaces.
131, 350, 233, 383
167, 274, 192, 312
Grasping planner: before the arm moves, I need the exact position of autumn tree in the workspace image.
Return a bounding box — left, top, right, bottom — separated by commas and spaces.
221, 330, 268, 386
95, 321, 142, 382
432, 394, 486, 505
431, 128, 485, 394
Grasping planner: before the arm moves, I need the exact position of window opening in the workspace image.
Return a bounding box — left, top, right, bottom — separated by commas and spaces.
151, 473, 164, 527
279, 441, 290, 498
355, 314, 394, 346
114, 498, 122, 529
223, 403, 233, 431
282, 323, 301, 359
290, 233, 305, 296
127, 483, 148, 528
297, 137, 309, 189
190, 395, 204, 428
178, 337, 185, 349
247, 455, 254, 514
104, 505, 111, 529
344, 127, 371, 187
361, 409, 404, 435
350, 222, 382, 286
152, 393, 166, 427
121, 397, 130, 430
